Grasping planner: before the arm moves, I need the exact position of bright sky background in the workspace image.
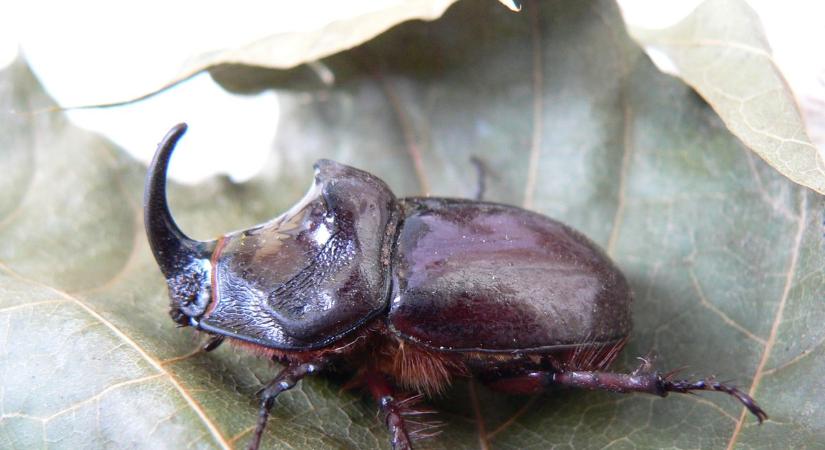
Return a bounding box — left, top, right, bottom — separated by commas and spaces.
1, 0, 823, 184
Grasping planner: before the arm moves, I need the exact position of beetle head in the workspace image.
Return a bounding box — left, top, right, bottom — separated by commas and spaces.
144, 123, 215, 327
165, 259, 212, 327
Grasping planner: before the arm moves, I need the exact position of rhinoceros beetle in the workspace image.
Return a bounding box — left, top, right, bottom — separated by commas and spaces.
144, 124, 766, 450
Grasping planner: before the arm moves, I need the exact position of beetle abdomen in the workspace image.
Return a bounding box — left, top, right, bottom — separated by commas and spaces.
388, 198, 632, 352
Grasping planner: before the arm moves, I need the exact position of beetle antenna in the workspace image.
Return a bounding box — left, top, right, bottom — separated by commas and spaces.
144, 123, 215, 277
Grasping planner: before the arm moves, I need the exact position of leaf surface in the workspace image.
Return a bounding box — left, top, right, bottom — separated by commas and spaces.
627, 0, 825, 194
2, 1, 823, 449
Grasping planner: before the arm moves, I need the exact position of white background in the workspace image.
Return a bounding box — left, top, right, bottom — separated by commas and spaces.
1, 0, 823, 183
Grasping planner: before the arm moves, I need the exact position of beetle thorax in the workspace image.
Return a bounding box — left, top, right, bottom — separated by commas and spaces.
197, 160, 400, 350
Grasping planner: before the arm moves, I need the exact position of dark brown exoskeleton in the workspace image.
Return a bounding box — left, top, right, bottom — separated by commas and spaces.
145, 124, 766, 450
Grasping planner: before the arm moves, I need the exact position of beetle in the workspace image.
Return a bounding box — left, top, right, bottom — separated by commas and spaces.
144, 123, 766, 450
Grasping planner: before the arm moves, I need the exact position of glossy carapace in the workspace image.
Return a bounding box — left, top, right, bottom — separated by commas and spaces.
145, 124, 766, 450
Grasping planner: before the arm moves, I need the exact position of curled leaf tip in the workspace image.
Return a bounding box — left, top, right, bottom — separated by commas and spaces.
498, 0, 522, 12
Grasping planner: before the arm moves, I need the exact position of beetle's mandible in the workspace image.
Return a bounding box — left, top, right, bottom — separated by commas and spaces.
144, 123, 766, 450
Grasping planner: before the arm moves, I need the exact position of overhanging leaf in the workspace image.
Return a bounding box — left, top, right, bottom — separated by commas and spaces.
176, 0, 460, 79
2, 1, 823, 449
37, 0, 462, 107
626, 0, 825, 195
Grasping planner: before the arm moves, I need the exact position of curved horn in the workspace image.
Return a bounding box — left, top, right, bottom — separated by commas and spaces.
144, 123, 214, 277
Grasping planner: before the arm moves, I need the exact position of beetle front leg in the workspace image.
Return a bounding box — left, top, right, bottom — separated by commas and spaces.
203, 335, 224, 352
247, 362, 323, 450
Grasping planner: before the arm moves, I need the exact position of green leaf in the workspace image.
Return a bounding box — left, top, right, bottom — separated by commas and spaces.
626, 0, 825, 195
2, 1, 823, 449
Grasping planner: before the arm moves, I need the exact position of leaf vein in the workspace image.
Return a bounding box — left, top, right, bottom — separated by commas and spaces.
45, 374, 164, 422
725, 191, 808, 448
688, 269, 766, 345
522, 0, 544, 210
0, 299, 70, 314
468, 379, 490, 450
606, 102, 633, 256
0, 262, 232, 449
762, 333, 825, 377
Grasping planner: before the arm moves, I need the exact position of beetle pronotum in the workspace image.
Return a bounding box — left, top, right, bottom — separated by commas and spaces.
144, 123, 766, 450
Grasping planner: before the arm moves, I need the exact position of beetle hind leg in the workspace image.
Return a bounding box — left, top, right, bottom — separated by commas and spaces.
554, 369, 766, 422
486, 368, 767, 423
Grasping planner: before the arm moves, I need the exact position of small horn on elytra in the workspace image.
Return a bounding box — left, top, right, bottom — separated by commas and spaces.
143, 123, 214, 278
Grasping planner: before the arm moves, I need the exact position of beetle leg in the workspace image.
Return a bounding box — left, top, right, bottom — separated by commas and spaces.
247, 362, 322, 450
364, 371, 415, 450
470, 156, 488, 201
202, 336, 224, 352
487, 369, 767, 423
551, 369, 768, 423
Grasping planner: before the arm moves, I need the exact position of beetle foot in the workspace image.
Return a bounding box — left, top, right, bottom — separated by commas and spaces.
662, 377, 768, 423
